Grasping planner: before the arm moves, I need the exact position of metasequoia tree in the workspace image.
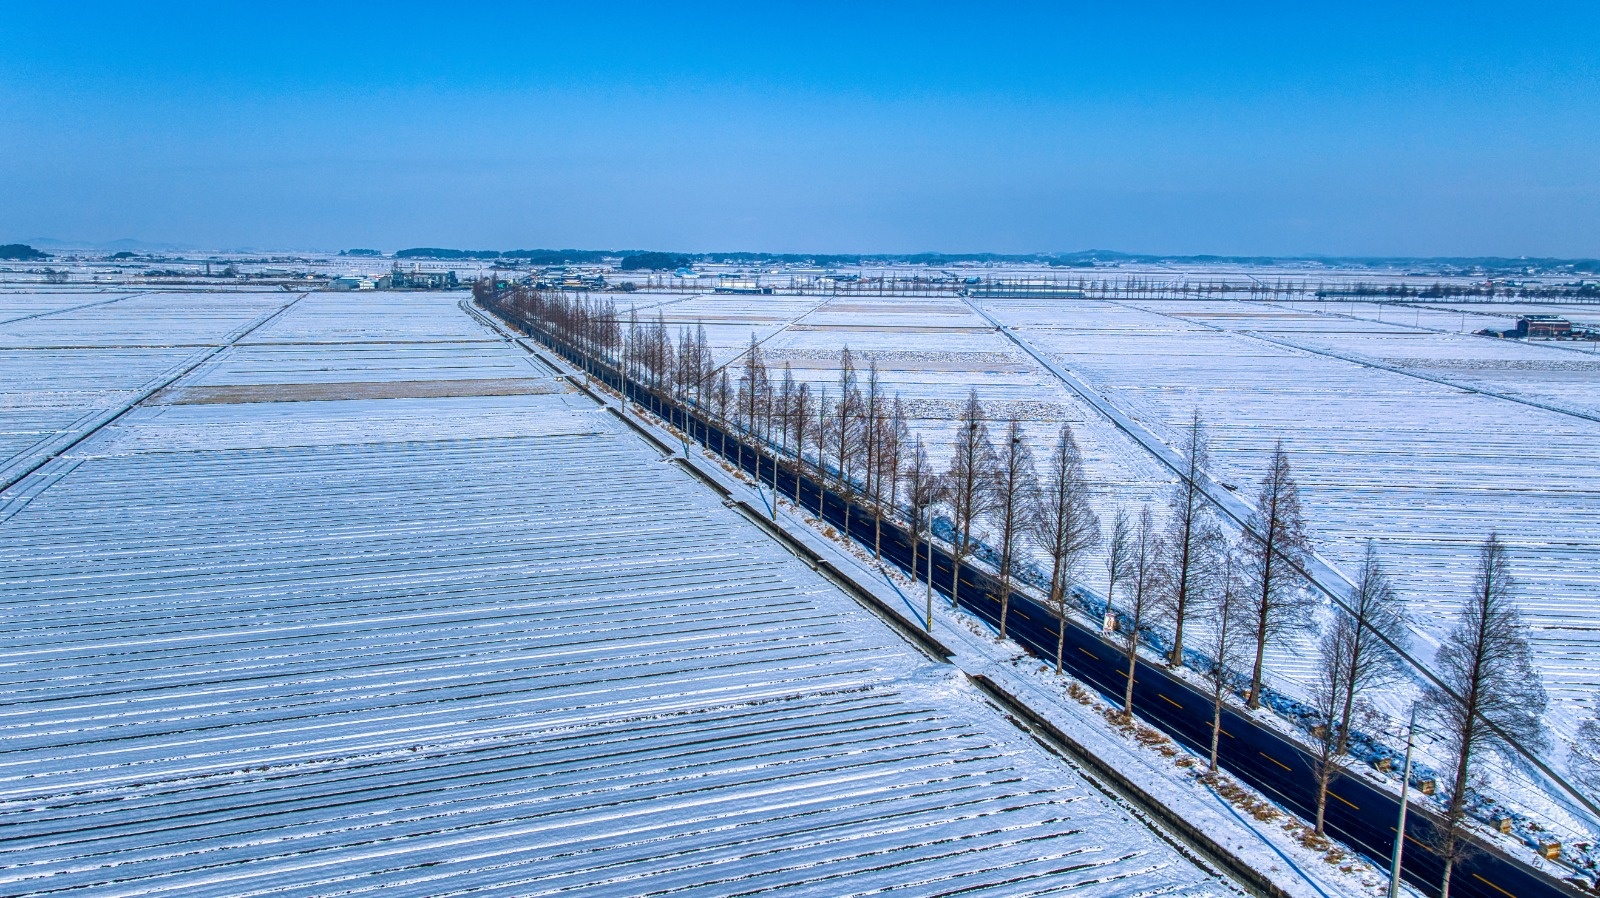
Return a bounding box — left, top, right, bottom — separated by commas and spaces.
690, 324, 713, 415
789, 379, 814, 511
944, 390, 996, 608
1572, 713, 1600, 797
713, 369, 733, 457
1203, 550, 1252, 774
1163, 411, 1222, 667
991, 418, 1038, 641
774, 364, 797, 512
872, 397, 908, 561
833, 349, 863, 534
1032, 423, 1100, 671
1120, 507, 1160, 717
901, 437, 942, 631
812, 385, 831, 517
1424, 534, 1547, 898
1335, 545, 1409, 752
1309, 543, 1408, 835
1104, 507, 1132, 626
1307, 617, 1348, 836
1241, 441, 1316, 709
623, 306, 642, 389
860, 360, 885, 539
674, 325, 697, 405
737, 334, 768, 474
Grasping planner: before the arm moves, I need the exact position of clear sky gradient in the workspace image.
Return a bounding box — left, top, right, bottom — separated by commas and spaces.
3, 2, 1597, 256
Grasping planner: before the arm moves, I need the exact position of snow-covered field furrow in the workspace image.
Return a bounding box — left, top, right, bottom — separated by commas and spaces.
0, 290, 1229, 896
0, 293, 147, 326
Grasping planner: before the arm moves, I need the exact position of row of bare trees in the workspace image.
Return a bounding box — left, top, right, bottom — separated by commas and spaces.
480, 285, 1551, 898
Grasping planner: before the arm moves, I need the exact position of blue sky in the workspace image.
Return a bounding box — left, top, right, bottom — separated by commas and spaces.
2, 2, 1597, 256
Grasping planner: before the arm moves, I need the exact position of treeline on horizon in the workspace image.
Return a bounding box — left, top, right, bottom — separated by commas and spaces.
389, 246, 1600, 274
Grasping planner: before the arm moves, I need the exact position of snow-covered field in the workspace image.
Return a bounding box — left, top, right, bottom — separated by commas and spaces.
0, 292, 289, 483
633, 288, 1600, 829
0, 290, 1233, 896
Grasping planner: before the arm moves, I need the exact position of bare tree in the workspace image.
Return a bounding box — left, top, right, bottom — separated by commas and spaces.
1104, 507, 1132, 625
1241, 441, 1317, 709
1310, 543, 1409, 833
861, 360, 884, 541
902, 437, 943, 632
944, 390, 996, 608
713, 369, 733, 458
790, 379, 814, 510
1423, 534, 1548, 898
1033, 423, 1101, 672
833, 349, 863, 536
1203, 550, 1252, 774
1120, 507, 1160, 717
774, 364, 797, 514
674, 325, 696, 402
873, 397, 908, 561
992, 419, 1038, 641
1163, 411, 1222, 667
812, 385, 830, 517
737, 334, 768, 474
1308, 621, 1352, 836
1332, 544, 1408, 756
1572, 713, 1600, 798
692, 324, 713, 416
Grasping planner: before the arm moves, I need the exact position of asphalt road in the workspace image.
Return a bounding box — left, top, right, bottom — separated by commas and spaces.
523, 320, 1582, 898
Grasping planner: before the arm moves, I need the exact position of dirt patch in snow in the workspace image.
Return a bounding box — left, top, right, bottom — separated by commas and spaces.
155, 377, 562, 405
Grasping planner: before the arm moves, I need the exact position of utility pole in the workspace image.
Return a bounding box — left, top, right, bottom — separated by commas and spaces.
1388, 705, 1418, 898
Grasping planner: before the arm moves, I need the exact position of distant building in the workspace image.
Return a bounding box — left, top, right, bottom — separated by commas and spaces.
534, 271, 606, 291
388, 267, 458, 290
1515, 315, 1573, 339
713, 276, 772, 294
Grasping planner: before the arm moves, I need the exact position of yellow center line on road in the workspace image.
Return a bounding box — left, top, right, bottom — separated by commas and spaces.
1159, 694, 1183, 709
1389, 827, 1436, 854
1330, 791, 1358, 810
1259, 751, 1291, 772
1472, 874, 1515, 898
1077, 647, 1098, 659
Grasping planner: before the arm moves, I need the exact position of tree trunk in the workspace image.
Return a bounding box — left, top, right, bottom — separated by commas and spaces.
1314, 762, 1332, 835
1170, 514, 1193, 667
951, 544, 962, 608
1209, 689, 1223, 772
1247, 519, 1276, 709
1123, 643, 1137, 718
1248, 625, 1268, 711
999, 571, 1011, 641
1049, 556, 1065, 674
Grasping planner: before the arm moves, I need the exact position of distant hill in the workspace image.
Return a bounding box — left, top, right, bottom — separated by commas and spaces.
0, 244, 49, 261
